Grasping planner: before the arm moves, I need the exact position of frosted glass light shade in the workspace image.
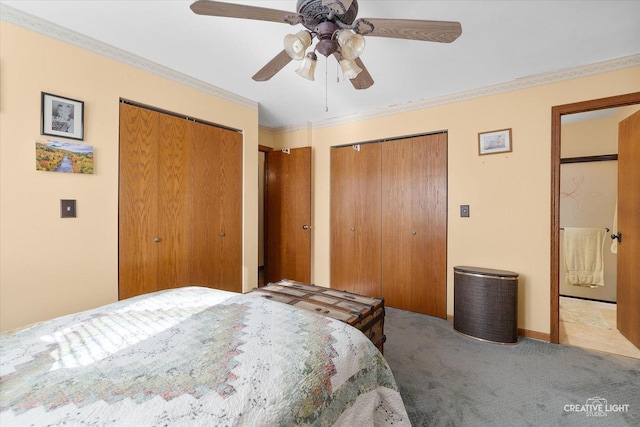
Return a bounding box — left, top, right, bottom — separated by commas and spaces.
284, 31, 312, 60
337, 30, 365, 60
339, 58, 362, 80
296, 53, 318, 80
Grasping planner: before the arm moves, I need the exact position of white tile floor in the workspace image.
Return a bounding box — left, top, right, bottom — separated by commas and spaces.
559, 296, 640, 359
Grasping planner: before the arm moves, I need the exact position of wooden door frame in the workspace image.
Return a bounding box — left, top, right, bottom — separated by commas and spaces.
258, 145, 271, 282
550, 92, 640, 343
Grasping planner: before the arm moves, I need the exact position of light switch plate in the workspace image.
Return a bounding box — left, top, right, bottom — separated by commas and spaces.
61, 199, 76, 218
460, 205, 470, 218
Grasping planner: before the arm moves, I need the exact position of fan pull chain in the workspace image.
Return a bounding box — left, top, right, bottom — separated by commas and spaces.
325, 56, 329, 112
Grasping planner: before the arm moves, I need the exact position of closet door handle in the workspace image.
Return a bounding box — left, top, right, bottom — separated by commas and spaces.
412, 231, 417, 235
302, 225, 311, 230
350, 227, 355, 232
611, 232, 622, 243
153, 237, 161, 243
219, 232, 226, 237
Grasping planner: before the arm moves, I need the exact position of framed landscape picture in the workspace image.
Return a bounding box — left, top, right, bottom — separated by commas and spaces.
41, 92, 84, 140
36, 140, 94, 174
478, 128, 512, 156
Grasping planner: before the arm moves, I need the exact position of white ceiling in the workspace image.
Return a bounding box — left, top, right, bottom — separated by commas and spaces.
2, 1, 639, 129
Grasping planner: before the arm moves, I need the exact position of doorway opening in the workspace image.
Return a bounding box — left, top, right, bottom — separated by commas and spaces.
550, 92, 640, 358
258, 146, 270, 287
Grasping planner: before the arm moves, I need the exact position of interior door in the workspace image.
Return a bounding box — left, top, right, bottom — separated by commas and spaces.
617, 110, 640, 349
265, 147, 312, 284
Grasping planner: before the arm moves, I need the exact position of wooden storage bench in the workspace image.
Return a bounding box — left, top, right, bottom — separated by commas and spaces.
250, 280, 386, 353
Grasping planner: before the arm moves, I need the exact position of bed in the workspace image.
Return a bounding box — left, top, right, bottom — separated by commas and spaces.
0, 287, 409, 426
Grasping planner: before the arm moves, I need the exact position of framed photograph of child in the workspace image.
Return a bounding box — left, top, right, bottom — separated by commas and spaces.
41, 92, 84, 140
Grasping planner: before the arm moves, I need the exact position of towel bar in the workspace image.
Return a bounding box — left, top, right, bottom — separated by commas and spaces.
559, 227, 609, 232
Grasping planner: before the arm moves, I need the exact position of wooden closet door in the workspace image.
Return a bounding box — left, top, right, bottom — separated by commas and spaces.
381, 133, 447, 317
331, 144, 382, 298
410, 133, 447, 318
119, 105, 191, 297
157, 113, 192, 291
191, 123, 243, 292
381, 138, 413, 309
119, 104, 160, 299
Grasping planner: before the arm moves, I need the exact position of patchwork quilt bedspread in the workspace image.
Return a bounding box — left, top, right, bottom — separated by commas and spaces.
1, 287, 409, 426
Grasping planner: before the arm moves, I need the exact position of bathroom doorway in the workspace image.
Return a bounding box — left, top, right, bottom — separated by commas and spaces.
550, 92, 640, 358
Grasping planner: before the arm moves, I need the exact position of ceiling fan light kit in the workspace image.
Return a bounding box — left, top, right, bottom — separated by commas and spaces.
296, 52, 319, 81
336, 29, 365, 61
339, 57, 362, 80
284, 30, 313, 60
190, 0, 462, 89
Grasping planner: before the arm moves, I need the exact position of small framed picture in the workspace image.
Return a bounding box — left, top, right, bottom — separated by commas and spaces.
478, 128, 512, 156
41, 92, 84, 140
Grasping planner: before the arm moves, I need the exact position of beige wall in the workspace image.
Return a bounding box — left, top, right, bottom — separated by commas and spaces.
562, 113, 625, 157
2, 21, 639, 337
272, 66, 640, 336
0, 23, 259, 331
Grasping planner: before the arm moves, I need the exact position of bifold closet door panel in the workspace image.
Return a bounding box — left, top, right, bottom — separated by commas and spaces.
191, 122, 243, 292
157, 113, 192, 291
119, 106, 191, 296
380, 133, 447, 317
215, 127, 243, 291
410, 133, 447, 318
119, 104, 161, 299
330, 144, 382, 298
330, 146, 355, 293
381, 138, 414, 310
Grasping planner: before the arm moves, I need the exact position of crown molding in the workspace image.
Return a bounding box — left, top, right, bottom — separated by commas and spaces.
3, 4, 637, 134
258, 125, 277, 135
271, 121, 314, 134
273, 53, 640, 133
0, 4, 258, 112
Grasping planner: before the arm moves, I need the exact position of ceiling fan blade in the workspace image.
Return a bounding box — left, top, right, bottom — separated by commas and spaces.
349, 58, 374, 90
252, 50, 293, 82
190, 0, 300, 24
362, 18, 462, 43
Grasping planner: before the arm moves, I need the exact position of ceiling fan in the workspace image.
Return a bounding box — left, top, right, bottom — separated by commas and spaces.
190, 0, 462, 89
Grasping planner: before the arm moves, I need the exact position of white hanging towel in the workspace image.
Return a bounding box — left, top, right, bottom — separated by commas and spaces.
563, 227, 606, 287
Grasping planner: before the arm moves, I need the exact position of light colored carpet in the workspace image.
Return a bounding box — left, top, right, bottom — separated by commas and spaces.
560, 297, 611, 330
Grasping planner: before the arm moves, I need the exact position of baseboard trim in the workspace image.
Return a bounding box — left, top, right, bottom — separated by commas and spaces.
518, 328, 550, 342
446, 315, 550, 342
